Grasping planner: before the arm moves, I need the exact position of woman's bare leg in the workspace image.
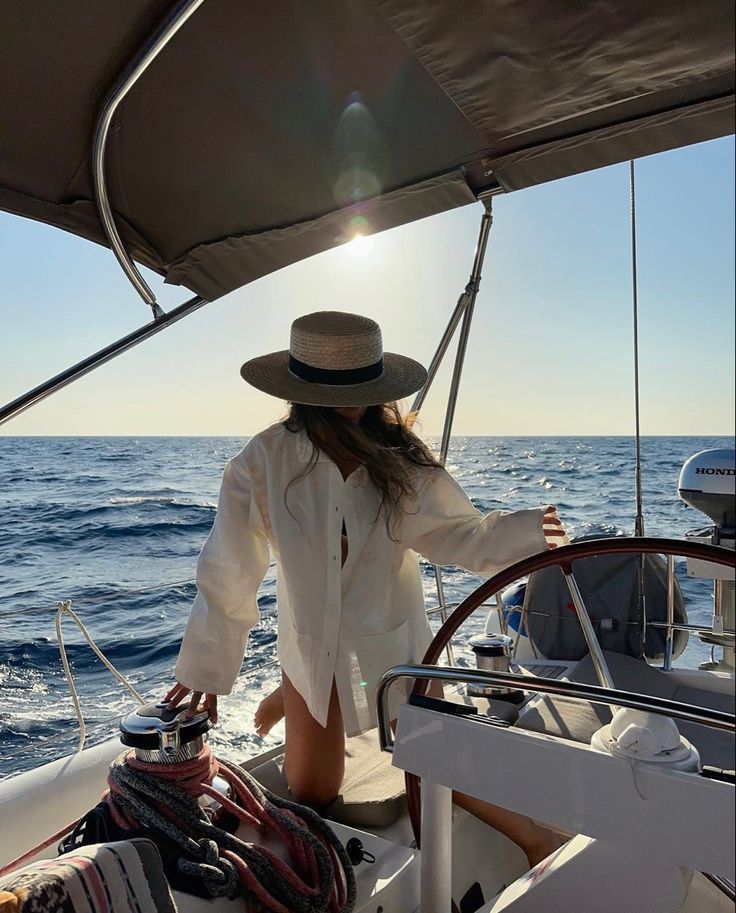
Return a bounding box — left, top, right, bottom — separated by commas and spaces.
451, 792, 563, 867
282, 671, 345, 810
398, 681, 563, 868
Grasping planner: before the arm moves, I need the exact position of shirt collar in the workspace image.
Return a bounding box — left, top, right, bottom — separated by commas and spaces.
295, 429, 331, 464
295, 429, 366, 476
295, 429, 311, 463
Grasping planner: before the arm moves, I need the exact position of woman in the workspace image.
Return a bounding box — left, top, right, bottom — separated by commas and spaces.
166, 311, 567, 866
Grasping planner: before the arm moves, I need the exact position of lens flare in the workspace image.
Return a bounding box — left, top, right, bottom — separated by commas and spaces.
345, 232, 373, 255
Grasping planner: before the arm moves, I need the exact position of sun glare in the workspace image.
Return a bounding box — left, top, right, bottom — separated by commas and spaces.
345, 232, 373, 256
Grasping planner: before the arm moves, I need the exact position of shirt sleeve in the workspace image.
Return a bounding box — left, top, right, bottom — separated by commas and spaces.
403, 467, 549, 577
174, 450, 270, 694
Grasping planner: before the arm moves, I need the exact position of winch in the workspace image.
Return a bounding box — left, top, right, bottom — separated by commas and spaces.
119, 701, 233, 811
467, 634, 523, 699
678, 448, 735, 671
120, 701, 213, 763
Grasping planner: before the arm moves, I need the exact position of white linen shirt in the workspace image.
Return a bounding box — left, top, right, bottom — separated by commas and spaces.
174, 423, 549, 735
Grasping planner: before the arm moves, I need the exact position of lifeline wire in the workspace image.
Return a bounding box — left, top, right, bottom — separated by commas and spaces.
55, 600, 146, 752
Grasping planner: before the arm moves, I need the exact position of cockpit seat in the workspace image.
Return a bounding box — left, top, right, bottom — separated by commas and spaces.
245, 729, 407, 830
515, 650, 735, 770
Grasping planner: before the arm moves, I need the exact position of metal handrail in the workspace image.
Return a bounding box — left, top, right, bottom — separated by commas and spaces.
376, 664, 736, 752
703, 873, 736, 903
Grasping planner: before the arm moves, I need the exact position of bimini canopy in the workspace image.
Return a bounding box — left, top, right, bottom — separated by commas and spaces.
1, 1, 733, 301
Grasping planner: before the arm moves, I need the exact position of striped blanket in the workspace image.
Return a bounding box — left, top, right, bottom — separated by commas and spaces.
0, 839, 177, 913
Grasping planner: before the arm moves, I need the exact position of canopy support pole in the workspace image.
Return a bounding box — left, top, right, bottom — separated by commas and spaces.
92, 0, 207, 316
412, 200, 495, 662
0, 295, 207, 426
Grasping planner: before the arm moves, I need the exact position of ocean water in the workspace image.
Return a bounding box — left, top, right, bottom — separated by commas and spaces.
0, 434, 732, 780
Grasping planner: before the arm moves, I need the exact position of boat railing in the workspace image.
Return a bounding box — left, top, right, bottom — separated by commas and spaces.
375, 663, 736, 754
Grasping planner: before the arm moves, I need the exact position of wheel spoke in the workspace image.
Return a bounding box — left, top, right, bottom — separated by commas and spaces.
562, 568, 616, 692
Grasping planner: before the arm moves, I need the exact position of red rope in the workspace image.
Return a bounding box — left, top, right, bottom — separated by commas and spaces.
2, 746, 349, 911
0, 817, 82, 880
107, 745, 348, 912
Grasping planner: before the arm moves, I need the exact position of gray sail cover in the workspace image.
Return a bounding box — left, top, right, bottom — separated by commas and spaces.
1, 1, 733, 301
524, 549, 688, 662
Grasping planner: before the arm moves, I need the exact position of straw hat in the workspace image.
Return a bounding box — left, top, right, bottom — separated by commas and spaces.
240, 311, 427, 406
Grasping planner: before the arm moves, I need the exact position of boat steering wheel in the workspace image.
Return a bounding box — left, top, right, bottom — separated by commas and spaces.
404, 536, 736, 848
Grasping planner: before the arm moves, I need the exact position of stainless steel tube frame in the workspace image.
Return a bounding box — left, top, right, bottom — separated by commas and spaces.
376, 664, 735, 753
437, 207, 493, 463
410, 295, 468, 416
0, 295, 207, 426
92, 0, 207, 311
664, 554, 676, 670
413, 202, 494, 666
410, 199, 494, 418
420, 780, 453, 913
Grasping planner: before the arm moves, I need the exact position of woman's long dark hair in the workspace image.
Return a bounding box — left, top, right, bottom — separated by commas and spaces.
284, 402, 440, 537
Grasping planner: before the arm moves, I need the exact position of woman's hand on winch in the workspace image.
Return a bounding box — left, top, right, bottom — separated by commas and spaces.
163, 681, 219, 724
543, 505, 570, 549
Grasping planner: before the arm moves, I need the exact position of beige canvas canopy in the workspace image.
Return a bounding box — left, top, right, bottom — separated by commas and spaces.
1, 1, 733, 302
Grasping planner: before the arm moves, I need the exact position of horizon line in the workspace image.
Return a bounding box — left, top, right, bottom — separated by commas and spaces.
1, 433, 734, 440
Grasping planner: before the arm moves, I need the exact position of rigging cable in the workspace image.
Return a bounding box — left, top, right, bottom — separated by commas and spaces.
629, 160, 645, 538
629, 160, 648, 656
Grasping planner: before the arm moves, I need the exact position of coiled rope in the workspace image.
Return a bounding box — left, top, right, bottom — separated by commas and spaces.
99, 744, 355, 913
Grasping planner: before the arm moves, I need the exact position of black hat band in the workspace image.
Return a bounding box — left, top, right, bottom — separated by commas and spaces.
288, 355, 384, 386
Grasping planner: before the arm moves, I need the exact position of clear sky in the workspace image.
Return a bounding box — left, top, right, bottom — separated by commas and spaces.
1, 136, 734, 437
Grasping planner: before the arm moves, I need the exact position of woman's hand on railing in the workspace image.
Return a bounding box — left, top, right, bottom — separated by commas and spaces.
543, 505, 570, 549
163, 681, 218, 724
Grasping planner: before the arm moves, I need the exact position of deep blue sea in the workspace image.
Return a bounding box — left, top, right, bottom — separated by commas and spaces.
1, 435, 733, 780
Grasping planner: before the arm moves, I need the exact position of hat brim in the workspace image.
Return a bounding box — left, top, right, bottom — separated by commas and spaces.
240, 351, 427, 406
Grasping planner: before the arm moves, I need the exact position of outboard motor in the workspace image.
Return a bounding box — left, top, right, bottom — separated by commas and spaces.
678, 448, 736, 671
